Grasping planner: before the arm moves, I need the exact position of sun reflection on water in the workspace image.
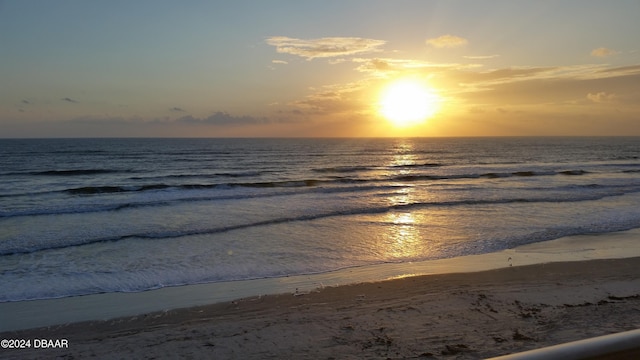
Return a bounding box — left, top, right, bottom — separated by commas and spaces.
383, 211, 422, 258
380, 140, 426, 259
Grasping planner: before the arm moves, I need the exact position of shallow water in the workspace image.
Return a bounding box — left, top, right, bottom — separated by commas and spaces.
1, 137, 639, 301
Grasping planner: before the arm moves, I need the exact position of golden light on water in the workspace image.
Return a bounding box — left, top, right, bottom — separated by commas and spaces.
391, 212, 415, 225
384, 211, 420, 258
381, 142, 424, 258
357, 139, 466, 262
379, 78, 441, 128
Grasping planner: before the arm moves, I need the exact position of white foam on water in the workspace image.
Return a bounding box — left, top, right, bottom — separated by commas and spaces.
1, 228, 638, 332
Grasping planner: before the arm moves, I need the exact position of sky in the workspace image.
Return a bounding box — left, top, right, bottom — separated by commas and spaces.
1, 0, 640, 137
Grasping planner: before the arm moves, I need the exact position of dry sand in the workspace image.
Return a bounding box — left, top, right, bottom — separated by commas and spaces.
1, 257, 639, 359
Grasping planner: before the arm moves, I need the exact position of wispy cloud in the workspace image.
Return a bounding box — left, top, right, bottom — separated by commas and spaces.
21, 99, 31, 104
266, 36, 386, 60
271, 60, 288, 65
353, 58, 396, 75
463, 54, 500, 60
426, 35, 468, 49
62, 97, 77, 103
457, 64, 640, 109
446, 63, 639, 91
170, 107, 186, 112
352, 57, 479, 78
456, 67, 555, 84
587, 92, 617, 103
288, 81, 369, 116
591, 47, 618, 57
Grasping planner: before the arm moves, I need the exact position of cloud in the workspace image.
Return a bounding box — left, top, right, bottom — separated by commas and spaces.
328, 58, 348, 65
426, 35, 468, 48
266, 36, 386, 60
591, 47, 618, 57
587, 92, 617, 103
472, 67, 552, 81
595, 64, 640, 76
271, 60, 288, 65
463, 54, 500, 60
176, 111, 268, 126
447, 64, 634, 91
21, 99, 31, 104
62, 97, 77, 103
170, 107, 186, 112
352, 57, 477, 78
67, 115, 134, 125
354, 58, 395, 74
288, 81, 368, 116
458, 65, 640, 108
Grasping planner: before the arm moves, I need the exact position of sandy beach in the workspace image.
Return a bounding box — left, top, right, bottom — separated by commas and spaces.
1, 255, 639, 359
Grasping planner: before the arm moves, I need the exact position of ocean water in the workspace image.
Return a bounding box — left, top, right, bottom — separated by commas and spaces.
1, 137, 639, 302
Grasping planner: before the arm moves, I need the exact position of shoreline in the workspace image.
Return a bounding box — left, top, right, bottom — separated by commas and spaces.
1, 228, 640, 333
2, 256, 639, 359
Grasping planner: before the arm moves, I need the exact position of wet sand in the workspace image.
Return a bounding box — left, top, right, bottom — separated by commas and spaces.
1, 256, 639, 359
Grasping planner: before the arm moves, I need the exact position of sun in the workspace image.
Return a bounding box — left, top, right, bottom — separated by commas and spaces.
379, 79, 440, 127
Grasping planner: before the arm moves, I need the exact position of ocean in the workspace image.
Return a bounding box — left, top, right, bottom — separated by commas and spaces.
1, 137, 639, 303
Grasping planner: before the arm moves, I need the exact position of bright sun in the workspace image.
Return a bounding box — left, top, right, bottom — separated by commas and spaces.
379, 79, 440, 127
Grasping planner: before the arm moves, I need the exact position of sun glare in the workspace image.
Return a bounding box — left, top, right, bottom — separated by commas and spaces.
379, 79, 440, 127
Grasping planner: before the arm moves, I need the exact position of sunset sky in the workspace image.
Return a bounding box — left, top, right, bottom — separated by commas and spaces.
2, 0, 640, 137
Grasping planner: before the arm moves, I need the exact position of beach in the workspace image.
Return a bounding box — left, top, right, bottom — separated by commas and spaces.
3, 138, 640, 306
3, 0, 640, 356
3, 0, 640, 355
1, 255, 638, 359
1, 138, 640, 359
